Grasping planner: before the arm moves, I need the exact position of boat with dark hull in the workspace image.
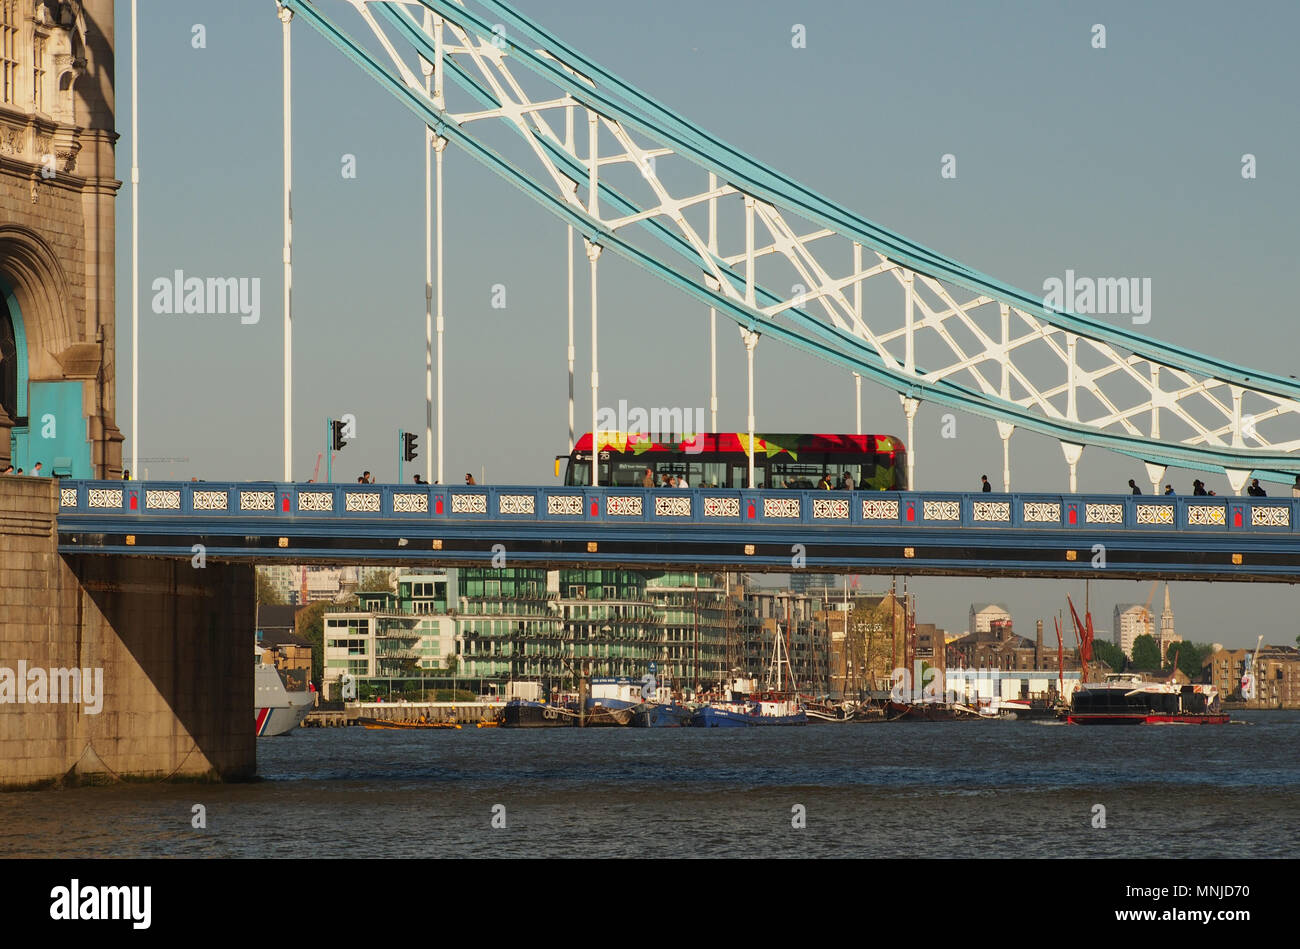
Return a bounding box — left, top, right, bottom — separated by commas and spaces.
500, 699, 575, 727
1067, 674, 1229, 725
980, 697, 1065, 721
582, 704, 635, 727
885, 701, 983, 722
805, 701, 853, 724
628, 701, 693, 727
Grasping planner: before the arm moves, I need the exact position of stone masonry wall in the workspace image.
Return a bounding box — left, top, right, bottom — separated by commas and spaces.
0, 477, 254, 789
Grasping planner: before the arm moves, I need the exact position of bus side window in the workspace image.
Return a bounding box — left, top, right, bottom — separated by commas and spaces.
701, 461, 726, 488
861, 458, 877, 487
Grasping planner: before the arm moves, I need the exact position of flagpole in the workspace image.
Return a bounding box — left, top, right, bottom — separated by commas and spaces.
279, 3, 294, 482
130, 0, 139, 479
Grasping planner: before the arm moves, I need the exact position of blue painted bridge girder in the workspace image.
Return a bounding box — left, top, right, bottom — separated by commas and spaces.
52, 481, 1300, 582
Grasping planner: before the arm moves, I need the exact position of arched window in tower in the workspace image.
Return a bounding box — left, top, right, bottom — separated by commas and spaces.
0, 292, 16, 423
0, 0, 20, 106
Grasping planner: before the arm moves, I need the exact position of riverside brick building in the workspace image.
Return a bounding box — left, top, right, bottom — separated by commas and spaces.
1208, 645, 1300, 708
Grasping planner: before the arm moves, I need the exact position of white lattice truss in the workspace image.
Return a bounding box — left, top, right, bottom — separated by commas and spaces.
292, 1, 1300, 481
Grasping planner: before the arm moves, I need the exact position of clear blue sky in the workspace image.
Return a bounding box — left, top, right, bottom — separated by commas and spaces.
114, 0, 1300, 648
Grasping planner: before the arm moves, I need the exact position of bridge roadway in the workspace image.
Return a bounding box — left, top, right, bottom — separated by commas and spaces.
51, 480, 1300, 581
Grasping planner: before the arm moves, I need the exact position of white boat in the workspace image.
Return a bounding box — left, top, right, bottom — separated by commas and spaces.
255, 660, 315, 736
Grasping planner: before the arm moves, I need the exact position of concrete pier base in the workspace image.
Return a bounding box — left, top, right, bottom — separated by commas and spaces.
1, 478, 255, 789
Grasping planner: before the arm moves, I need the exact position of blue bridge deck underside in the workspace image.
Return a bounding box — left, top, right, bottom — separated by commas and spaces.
52, 482, 1300, 581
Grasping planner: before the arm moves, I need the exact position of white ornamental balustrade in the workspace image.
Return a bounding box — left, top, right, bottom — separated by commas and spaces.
654, 496, 692, 517
451, 494, 487, 514
606, 496, 643, 516
1022, 502, 1061, 523
345, 493, 382, 513
546, 495, 584, 516
703, 497, 740, 518
861, 498, 900, 520
762, 498, 801, 518
392, 493, 429, 513
1135, 505, 1174, 525
297, 492, 334, 513
240, 491, 276, 511
192, 490, 228, 511
88, 488, 123, 508
1251, 506, 1290, 527
499, 495, 536, 515
812, 498, 850, 519
971, 501, 1011, 522
1186, 505, 1226, 526
922, 500, 960, 521
1085, 503, 1124, 524
146, 489, 182, 510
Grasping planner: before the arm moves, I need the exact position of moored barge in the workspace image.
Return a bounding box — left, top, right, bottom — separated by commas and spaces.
500, 699, 575, 727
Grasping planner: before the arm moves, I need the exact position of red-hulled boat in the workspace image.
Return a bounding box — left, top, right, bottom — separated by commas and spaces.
1067, 673, 1229, 725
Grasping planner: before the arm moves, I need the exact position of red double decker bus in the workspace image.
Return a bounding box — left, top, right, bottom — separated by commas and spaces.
558, 433, 907, 489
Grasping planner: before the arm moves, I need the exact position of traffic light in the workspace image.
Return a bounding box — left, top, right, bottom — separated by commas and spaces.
403, 431, 419, 462
331, 419, 348, 451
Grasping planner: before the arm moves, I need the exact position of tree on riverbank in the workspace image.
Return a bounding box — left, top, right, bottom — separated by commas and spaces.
295, 602, 329, 685
1092, 640, 1126, 673
255, 571, 283, 605
1130, 634, 1162, 671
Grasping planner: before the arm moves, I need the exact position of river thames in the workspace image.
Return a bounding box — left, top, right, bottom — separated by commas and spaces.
2, 713, 1296, 858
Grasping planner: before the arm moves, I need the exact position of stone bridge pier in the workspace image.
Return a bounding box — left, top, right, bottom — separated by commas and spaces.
1, 477, 255, 789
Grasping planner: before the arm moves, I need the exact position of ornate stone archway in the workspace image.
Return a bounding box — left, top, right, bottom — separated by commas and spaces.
0, 0, 121, 475
0, 225, 77, 469
0, 225, 77, 366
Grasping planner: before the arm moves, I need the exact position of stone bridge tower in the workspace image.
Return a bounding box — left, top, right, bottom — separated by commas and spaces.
0, 0, 121, 477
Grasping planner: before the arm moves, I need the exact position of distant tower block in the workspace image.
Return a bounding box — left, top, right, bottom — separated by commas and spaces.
0, 1, 123, 475
1112, 603, 1146, 659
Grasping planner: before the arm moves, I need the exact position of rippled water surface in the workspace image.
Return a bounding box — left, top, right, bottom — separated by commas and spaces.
3, 713, 1297, 858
